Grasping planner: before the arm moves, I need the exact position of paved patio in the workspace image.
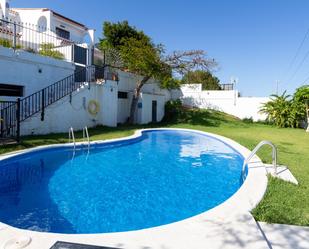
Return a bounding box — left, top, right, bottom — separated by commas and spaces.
259, 222, 309, 249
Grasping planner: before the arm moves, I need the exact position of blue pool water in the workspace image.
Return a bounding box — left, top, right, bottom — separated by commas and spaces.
0, 130, 244, 234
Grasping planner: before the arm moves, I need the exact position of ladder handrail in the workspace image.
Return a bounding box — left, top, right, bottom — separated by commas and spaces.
83, 126, 90, 150
242, 140, 277, 180
69, 127, 76, 150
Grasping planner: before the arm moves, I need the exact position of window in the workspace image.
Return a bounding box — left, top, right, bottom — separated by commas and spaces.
118, 91, 128, 99
0, 84, 24, 97
37, 16, 47, 32
56, 27, 70, 40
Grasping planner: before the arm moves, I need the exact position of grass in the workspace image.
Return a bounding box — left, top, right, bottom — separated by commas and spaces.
0, 108, 308, 226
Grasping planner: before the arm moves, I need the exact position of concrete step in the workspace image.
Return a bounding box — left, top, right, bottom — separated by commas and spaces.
265, 164, 298, 185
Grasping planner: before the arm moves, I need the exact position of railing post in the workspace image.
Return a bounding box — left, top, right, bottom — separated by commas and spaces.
103, 49, 106, 80
41, 89, 45, 121
16, 98, 21, 142
13, 22, 17, 50
0, 108, 3, 138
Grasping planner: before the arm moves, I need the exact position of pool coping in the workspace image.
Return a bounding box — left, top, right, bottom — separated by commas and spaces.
0, 128, 269, 249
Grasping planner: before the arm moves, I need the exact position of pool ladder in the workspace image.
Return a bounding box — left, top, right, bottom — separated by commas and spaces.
242, 140, 277, 181
83, 126, 90, 151
69, 127, 76, 151
69, 126, 90, 152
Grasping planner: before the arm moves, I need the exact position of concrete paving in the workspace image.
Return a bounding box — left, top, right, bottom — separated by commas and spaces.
259, 222, 309, 249
265, 165, 298, 185
0, 212, 270, 249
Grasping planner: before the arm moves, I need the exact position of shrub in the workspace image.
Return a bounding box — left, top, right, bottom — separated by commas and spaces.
243, 117, 254, 123
260, 91, 305, 128
0, 38, 22, 49
0, 38, 12, 48
39, 43, 64, 60
163, 99, 183, 122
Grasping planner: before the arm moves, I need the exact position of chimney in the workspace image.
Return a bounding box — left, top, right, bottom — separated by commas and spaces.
0, 0, 10, 19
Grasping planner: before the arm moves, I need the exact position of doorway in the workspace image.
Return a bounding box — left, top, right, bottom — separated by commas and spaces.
152, 100, 157, 123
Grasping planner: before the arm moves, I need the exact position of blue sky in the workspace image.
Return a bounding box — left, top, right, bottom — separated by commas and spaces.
11, 0, 309, 96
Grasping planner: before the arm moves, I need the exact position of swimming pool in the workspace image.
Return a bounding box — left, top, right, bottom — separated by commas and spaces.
0, 129, 245, 234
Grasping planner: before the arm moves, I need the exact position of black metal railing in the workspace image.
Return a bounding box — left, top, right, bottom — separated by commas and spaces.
0, 66, 119, 141
94, 65, 119, 82
0, 101, 16, 110
19, 68, 90, 122
0, 17, 86, 62
0, 101, 19, 140
219, 84, 234, 90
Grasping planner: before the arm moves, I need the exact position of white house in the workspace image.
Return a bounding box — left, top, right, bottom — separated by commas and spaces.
11, 8, 93, 45
0, 0, 95, 65
1, 0, 94, 44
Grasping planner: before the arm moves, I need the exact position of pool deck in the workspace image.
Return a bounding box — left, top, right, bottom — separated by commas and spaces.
259, 222, 309, 249
0, 211, 270, 249
0, 128, 274, 249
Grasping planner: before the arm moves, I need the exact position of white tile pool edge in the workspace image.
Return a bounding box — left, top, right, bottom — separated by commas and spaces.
0, 128, 268, 249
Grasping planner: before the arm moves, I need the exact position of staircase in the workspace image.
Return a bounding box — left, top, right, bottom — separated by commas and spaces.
0, 65, 117, 142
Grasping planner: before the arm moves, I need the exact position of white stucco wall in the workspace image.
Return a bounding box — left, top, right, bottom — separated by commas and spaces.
0, 46, 169, 134
0, 46, 75, 101
11, 9, 87, 44
20, 82, 118, 135
52, 15, 86, 44
19, 74, 168, 135
116, 71, 170, 124
139, 93, 166, 124
117, 93, 132, 124
172, 84, 269, 121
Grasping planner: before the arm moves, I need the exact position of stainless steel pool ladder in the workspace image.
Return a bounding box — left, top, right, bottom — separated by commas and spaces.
83, 126, 90, 151
242, 140, 277, 181
69, 127, 76, 151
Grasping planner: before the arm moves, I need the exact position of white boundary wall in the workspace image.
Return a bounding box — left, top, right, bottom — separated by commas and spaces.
172, 84, 269, 121
0, 47, 75, 101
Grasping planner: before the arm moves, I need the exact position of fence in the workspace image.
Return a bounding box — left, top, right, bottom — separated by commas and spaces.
0, 17, 85, 63
0, 101, 16, 110
219, 84, 234, 90
0, 101, 19, 140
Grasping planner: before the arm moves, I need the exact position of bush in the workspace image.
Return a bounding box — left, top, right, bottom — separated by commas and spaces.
0, 38, 22, 49
39, 43, 64, 60
163, 99, 183, 122
243, 117, 254, 123
0, 38, 12, 48
260, 91, 305, 128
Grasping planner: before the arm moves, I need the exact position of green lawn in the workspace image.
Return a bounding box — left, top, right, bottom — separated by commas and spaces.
1, 109, 308, 226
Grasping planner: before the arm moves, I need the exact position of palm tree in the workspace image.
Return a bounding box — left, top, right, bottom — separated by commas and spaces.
260, 91, 294, 128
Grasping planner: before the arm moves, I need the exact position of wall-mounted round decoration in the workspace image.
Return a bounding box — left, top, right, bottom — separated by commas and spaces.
87, 100, 100, 116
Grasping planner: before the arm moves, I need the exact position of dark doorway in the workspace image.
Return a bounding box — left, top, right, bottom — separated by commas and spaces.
73, 45, 88, 65
152, 100, 157, 123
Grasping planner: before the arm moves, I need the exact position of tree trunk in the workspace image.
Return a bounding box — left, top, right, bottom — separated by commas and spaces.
128, 76, 150, 124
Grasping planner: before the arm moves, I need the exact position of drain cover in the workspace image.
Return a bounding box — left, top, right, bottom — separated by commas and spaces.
50, 241, 121, 249
3, 236, 32, 249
